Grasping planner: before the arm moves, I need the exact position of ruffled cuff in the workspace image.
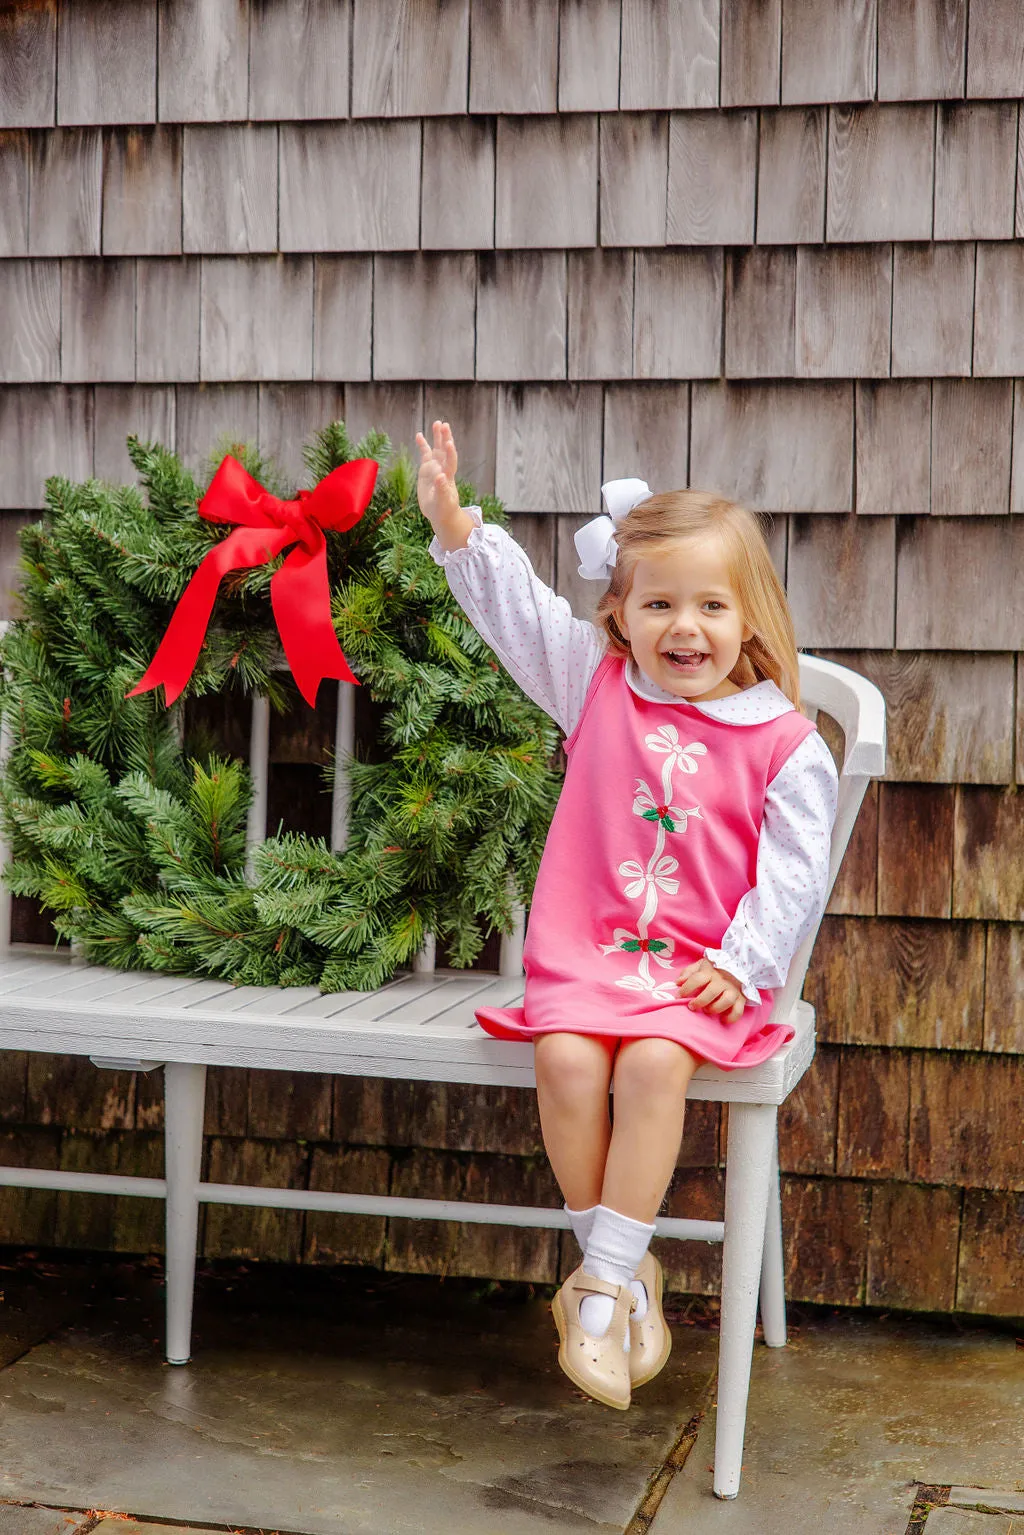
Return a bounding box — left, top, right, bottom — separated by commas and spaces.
427, 504, 485, 566
703, 947, 763, 1006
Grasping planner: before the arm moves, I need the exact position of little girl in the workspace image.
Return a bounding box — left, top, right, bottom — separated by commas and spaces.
415, 422, 838, 1412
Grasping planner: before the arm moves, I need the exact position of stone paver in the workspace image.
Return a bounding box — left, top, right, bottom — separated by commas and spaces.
926, 1511, 1018, 1535
650, 1311, 1024, 1533
949, 1490, 1024, 1515
0, 1265, 715, 1535
0, 1508, 88, 1535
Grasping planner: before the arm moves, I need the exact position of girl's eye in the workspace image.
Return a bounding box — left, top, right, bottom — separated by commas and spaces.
646, 600, 669, 609
704, 601, 724, 612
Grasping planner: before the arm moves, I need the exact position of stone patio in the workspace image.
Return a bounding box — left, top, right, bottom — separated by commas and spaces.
0, 1254, 1021, 1535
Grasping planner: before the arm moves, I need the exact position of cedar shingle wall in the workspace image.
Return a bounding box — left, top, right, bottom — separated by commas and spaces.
0, 0, 1022, 1315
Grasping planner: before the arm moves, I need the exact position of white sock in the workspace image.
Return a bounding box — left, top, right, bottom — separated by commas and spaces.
564, 1203, 597, 1254
579, 1205, 655, 1346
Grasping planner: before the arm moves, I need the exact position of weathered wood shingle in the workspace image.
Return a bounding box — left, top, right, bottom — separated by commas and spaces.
312, 255, 372, 381
57, 0, 155, 125
373, 253, 475, 381
421, 118, 494, 250
877, 783, 955, 919
175, 381, 258, 471
567, 249, 633, 380
985, 925, 1024, 1049
690, 381, 853, 511
620, 0, 719, 110
257, 382, 345, 488
94, 383, 174, 483
0, 1, 55, 128
756, 108, 825, 245
826, 106, 934, 242
495, 384, 602, 512
934, 103, 1018, 240
953, 788, 1024, 922
781, 0, 877, 105
634, 250, 722, 379
787, 514, 895, 647
891, 244, 974, 379
61, 258, 135, 382
724, 248, 796, 378
0, 259, 60, 382
468, 0, 557, 114
157, 0, 249, 123
796, 245, 892, 379
557, 0, 621, 112
806, 915, 984, 1050
495, 116, 597, 248
666, 110, 756, 245
476, 252, 566, 381
973, 243, 1024, 377
29, 127, 101, 254
965, 0, 1024, 98
930, 380, 1013, 516
599, 114, 668, 247
182, 124, 277, 254
0, 131, 29, 255
0, 386, 93, 507
720, 0, 781, 107
896, 516, 1024, 648
877, 0, 966, 101
102, 127, 182, 256
855, 381, 931, 516
280, 122, 421, 251
200, 255, 313, 382
248, 0, 349, 121
423, 382, 497, 494
602, 382, 690, 490
136, 258, 200, 382
1013, 382, 1024, 515
341, 382, 422, 454
352, 0, 468, 117
821, 649, 1015, 783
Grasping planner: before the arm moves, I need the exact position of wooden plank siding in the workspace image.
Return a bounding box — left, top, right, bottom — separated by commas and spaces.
1, 0, 1023, 1319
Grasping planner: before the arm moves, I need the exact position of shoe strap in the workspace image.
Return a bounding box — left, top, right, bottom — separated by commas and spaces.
573, 1271, 639, 1315
571, 1270, 620, 1300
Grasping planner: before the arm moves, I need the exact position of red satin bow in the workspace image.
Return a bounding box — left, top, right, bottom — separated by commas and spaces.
128, 454, 378, 708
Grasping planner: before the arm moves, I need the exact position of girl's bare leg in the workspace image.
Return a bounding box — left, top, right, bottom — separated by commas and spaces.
601, 1037, 701, 1223
533, 1032, 618, 1210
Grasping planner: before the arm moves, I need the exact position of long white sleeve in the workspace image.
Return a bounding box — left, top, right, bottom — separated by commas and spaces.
429, 507, 604, 735
704, 730, 839, 1003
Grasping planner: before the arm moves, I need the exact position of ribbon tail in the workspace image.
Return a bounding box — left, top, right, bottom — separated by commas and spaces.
272, 541, 358, 708
127, 525, 291, 704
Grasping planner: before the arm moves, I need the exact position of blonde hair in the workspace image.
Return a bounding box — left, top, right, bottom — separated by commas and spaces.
594, 490, 802, 708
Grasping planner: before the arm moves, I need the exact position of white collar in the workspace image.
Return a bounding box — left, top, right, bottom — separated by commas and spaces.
625, 657, 794, 724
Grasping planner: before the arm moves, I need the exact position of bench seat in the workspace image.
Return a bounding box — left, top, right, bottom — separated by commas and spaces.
0, 952, 815, 1102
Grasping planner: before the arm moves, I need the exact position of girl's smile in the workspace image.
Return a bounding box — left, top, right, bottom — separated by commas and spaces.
614, 534, 754, 703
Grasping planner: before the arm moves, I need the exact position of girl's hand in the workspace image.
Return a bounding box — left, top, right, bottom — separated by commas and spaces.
676, 958, 746, 1026
415, 420, 461, 529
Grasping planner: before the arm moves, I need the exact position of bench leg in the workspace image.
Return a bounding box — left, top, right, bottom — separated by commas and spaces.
758, 1128, 787, 1348
164, 1062, 206, 1365
714, 1101, 777, 1500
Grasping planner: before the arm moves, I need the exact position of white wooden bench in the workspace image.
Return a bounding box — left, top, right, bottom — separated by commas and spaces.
0, 653, 884, 1500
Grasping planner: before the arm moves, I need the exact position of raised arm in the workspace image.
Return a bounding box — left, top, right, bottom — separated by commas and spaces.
416, 422, 604, 735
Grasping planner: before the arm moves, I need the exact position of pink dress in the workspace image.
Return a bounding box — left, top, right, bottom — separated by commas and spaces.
476, 654, 817, 1069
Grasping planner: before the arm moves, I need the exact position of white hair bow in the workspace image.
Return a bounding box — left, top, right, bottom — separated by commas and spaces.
573, 478, 652, 581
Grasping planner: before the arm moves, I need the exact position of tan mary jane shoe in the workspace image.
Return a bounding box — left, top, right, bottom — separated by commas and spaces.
551, 1267, 636, 1411
628, 1250, 672, 1388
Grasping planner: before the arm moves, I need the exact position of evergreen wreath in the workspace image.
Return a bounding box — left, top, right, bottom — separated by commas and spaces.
0, 423, 562, 991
